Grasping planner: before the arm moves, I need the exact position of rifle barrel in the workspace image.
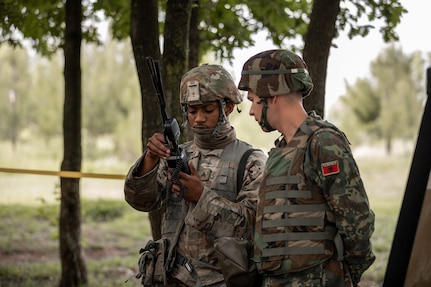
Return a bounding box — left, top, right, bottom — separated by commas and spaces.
146, 57, 168, 123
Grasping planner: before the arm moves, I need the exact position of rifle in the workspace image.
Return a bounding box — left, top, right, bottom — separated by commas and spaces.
146, 57, 190, 202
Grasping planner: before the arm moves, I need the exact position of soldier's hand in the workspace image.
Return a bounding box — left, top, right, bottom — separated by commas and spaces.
173, 161, 203, 203
137, 133, 170, 176
146, 133, 170, 160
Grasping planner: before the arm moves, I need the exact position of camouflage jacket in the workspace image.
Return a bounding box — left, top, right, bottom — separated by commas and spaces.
124, 139, 266, 286
254, 114, 375, 286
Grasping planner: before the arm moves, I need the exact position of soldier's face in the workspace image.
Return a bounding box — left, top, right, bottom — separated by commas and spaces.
187, 101, 221, 129
247, 91, 263, 124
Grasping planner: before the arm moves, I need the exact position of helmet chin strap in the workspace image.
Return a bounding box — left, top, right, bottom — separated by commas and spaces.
258, 98, 276, 132
181, 104, 188, 128
211, 100, 227, 138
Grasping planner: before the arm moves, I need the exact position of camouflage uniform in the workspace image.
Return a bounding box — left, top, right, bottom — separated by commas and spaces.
254, 114, 375, 287
125, 64, 267, 286
238, 50, 375, 287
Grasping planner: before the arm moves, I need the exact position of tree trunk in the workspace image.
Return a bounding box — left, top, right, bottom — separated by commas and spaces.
130, 0, 162, 149
185, 0, 200, 141
130, 0, 164, 240
163, 0, 193, 143
129, 0, 192, 240
163, 0, 193, 118
188, 0, 200, 69
59, 0, 87, 286
9, 59, 18, 150
386, 134, 392, 155
303, 0, 340, 118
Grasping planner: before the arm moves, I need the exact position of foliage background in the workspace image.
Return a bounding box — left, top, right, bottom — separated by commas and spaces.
0, 0, 430, 284
0, 29, 430, 286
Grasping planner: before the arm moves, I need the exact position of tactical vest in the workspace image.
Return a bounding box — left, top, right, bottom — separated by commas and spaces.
162, 139, 254, 239
254, 116, 345, 275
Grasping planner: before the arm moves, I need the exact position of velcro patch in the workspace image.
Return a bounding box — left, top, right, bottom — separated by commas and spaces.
321, 160, 340, 176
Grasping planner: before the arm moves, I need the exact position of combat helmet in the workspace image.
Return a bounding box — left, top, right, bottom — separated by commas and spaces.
238, 49, 314, 98
180, 64, 242, 106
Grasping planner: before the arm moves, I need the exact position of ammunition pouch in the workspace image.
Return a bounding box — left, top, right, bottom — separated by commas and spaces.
135, 238, 201, 287
136, 238, 172, 286
214, 237, 261, 287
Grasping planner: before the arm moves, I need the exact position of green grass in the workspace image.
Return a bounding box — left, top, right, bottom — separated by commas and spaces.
0, 200, 151, 287
0, 138, 416, 286
353, 151, 412, 286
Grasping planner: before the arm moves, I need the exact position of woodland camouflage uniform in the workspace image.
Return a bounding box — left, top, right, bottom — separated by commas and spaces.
238, 50, 375, 287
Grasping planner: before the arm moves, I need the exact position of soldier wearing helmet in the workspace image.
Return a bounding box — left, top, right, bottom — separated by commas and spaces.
180, 64, 243, 140
125, 64, 266, 286
239, 49, 375, 287
238, 49, 313, 133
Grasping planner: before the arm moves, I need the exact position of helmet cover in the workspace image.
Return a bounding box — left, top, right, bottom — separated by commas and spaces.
238, 49, 313, 98
180, 64, 242, 105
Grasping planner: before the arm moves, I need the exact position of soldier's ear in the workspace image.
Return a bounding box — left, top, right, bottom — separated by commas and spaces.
224, 101, 235, 116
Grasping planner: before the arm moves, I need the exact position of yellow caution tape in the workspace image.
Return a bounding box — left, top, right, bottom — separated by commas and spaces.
0, 167, 126, 180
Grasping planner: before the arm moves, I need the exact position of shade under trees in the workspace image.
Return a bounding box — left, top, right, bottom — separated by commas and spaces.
0, 0, 406, 285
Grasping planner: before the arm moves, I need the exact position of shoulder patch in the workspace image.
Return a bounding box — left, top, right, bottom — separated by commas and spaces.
321, 160, 340, 176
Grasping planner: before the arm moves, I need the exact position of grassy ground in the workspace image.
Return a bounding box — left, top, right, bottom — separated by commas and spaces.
0, 200, 151, 287
0, 139, 414, 286
356, 154, 409, 285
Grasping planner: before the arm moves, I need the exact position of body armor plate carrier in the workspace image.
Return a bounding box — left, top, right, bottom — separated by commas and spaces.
255, 116, 344, 275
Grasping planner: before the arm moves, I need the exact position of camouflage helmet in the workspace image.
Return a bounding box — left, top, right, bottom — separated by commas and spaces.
180, 64, 242, 105
238, 49, 314, 98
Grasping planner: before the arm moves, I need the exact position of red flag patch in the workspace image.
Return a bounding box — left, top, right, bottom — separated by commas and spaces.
321, 160, 340, 176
